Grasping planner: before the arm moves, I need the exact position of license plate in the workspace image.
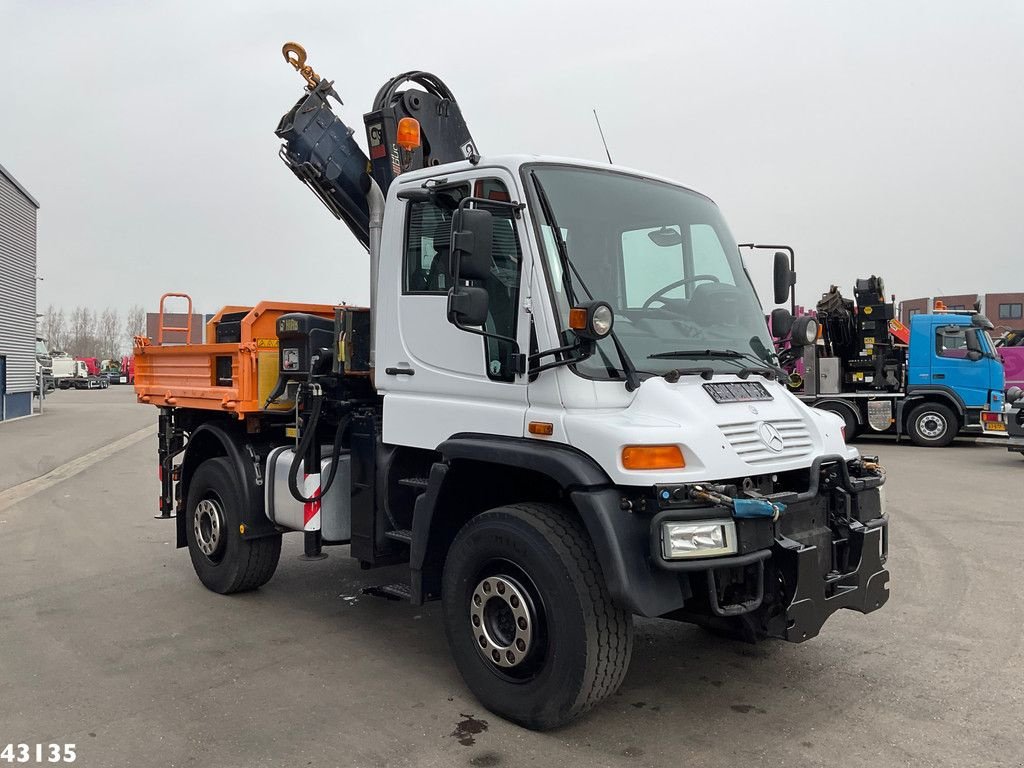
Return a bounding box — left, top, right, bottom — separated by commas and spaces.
984, 421, 1006, 432
703, 381, 773, 404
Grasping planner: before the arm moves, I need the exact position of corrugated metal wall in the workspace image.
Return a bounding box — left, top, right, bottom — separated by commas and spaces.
0, 169, 39, 397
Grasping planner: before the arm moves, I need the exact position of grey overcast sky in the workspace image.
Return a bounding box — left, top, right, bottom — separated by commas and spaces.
3, 0, 1022, 318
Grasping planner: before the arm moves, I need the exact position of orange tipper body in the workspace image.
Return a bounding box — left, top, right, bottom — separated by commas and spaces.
134, 299, 343, 417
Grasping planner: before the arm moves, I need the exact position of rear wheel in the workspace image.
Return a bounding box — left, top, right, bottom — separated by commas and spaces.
185, 457, 281, 594
907, 402, 957, 447
442, 503, 633, 730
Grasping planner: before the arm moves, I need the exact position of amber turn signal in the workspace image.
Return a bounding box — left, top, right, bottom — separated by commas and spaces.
396, 117, 421, 151
621, 445, 685, 470
528, 421, 554, 436
568, 307, 588, 330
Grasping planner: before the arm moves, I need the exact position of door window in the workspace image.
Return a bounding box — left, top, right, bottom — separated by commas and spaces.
936, 326, 970, 359
403, 187, 468, 294
402, 180, 523, 380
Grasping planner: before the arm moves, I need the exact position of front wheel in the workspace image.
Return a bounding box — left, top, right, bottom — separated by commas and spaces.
185, 457, 281, 594
907, 402, 957, 447
442, 503, 633, 730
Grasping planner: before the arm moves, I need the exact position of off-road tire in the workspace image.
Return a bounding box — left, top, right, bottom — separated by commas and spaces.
907, 402, 957, 447
442, 503, 633, 730
185, 457, 281, 594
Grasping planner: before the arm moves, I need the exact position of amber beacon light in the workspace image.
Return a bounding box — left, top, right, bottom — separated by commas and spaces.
396, 117, 422, 151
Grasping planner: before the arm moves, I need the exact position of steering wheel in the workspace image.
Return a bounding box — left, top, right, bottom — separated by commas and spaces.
642, 274, 720, 309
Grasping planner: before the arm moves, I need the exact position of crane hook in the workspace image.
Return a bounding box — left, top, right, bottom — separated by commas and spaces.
282, 41, 321, 89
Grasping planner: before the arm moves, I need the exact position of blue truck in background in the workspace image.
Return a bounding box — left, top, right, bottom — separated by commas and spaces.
773, 275, 1005, 447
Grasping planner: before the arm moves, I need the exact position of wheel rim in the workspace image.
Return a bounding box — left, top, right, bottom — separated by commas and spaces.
469, 564, 545, 680
194, 497, 225, 561
917, 411, 947, 439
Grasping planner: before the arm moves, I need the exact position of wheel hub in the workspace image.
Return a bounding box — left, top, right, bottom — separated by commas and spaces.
918, 412, 946, 438
470, 575, 533, 669
194, 498, 224, 558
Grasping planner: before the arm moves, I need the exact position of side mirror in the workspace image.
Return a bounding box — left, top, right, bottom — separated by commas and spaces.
447, 286, 489, 327
770, 308, 794, 339
450, 208, 493, 282
966, 349, 983, 362
773, 251, 795, 305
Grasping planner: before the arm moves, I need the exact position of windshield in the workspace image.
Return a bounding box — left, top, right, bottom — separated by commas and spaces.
527, 165, 774, 378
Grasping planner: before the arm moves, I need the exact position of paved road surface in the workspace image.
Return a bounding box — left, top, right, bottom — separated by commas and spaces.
1, 388, 1022, 767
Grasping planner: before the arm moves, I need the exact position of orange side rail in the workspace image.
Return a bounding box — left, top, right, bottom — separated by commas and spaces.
135, 300, 347, 417
157, 293, 194, 346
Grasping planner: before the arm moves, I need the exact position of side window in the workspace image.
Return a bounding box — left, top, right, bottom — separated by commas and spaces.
404, 192, 463, 294
936, 326, 969, 359
475, 179, 524, 381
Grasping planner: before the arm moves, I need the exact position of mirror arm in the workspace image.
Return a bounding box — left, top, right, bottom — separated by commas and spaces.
449, 317, 525, 375
529, 341, 579, 363
456, 195, 526, 218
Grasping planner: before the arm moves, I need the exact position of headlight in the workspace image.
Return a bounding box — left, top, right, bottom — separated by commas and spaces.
661, 519, 737, 559
592, 304, 614, 337
790, 315, 818, 346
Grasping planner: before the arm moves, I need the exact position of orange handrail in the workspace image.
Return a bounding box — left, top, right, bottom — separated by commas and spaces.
157, 293, 194, 345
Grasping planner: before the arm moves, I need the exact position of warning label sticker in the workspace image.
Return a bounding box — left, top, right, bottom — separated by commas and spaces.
368, 123, 386, 159
256, 338, 279, 349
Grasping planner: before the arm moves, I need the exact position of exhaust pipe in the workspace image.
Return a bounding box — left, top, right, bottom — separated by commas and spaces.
366, 178, 385, 370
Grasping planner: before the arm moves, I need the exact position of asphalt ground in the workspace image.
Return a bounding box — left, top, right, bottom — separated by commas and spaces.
1, 387, 1022, 767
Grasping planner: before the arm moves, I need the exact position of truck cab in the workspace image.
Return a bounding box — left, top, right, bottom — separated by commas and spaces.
906, 313, 1004, 437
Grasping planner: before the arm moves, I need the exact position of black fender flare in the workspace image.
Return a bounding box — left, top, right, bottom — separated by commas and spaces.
177, 422, 275, 548
410, 434, 685, 617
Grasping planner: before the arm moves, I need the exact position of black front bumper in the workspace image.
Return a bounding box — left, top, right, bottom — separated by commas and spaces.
646, 456, 890, 642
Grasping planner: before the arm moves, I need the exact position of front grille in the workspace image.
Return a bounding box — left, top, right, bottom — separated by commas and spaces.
720, 418, 813, 465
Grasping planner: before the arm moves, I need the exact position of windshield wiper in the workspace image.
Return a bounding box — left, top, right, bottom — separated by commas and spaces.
530, 172, 642, 391
649, 349, 786, 380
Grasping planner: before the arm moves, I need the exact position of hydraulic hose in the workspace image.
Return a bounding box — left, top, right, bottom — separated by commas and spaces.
287, 394, 350, 504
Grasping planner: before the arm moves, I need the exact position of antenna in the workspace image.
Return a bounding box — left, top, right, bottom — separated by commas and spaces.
593, 109, 613, 164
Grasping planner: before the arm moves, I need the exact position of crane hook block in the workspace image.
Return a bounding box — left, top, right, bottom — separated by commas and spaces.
282, 42, 321, 89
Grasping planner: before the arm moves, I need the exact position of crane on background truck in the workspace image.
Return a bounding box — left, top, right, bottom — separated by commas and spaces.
769, 275, 1005, 446
132, 44, 889, 730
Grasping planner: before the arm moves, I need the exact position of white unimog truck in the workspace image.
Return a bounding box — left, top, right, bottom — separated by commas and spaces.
134, 46, 889, 730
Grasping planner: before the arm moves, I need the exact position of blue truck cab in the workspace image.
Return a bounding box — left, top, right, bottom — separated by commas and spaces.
905, 312, 1005, 438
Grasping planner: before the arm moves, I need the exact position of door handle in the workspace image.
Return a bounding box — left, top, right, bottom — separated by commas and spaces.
385, 367, 415, 376
933, 373, 945, 380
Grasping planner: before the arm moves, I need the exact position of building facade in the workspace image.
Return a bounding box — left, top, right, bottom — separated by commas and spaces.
900, 293, 1024, 332
0, 162, 40, 421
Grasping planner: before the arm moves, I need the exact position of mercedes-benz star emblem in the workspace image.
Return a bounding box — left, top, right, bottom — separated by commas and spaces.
758, 422, 785, 453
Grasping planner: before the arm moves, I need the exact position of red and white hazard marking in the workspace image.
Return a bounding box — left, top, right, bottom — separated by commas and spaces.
302, 471, 321, 531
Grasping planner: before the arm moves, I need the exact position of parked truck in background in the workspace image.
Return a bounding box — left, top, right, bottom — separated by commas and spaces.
99, 357, 134, 384
132, 45, 890, 729
52, 355, 109, 390
773, 275, 1005, 446
76, 357, 101, 377
35, 337, 54, 394
996, 329, 1024, 392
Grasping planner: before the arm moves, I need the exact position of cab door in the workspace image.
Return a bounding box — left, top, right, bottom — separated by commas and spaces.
375, 170, 532, 450
930, 324, 989, 408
